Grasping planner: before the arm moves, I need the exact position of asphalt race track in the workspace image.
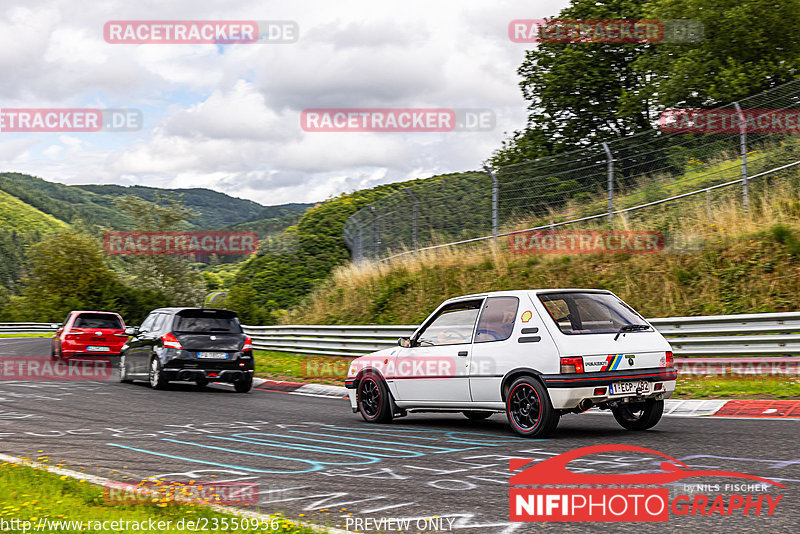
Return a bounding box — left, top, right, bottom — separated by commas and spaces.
1, 338, 798, 533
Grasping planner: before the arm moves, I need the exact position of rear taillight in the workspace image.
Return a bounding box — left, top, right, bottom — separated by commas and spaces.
664, 351, 674, 367
162, 333, 183, 350
242, 335, 253, 352
560, 356, 584, 374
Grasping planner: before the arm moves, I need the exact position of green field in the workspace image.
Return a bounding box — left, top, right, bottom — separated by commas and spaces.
0, 460, 323, 534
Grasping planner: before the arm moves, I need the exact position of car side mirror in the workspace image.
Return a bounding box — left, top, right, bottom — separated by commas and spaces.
398, 337, 411, 348
124, 326, 139, 336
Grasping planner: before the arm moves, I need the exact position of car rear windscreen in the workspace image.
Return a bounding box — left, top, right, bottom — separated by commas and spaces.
538, 292, 646, 335
73, 313, 123, 329
174, 311, 242, 333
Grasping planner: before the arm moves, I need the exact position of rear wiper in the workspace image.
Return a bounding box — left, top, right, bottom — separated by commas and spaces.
614, 324, 651, 341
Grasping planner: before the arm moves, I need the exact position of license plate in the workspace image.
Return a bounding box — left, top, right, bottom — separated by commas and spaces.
197, 352, 228, 359
85, 346, 111, 352
609, 380, 651, 395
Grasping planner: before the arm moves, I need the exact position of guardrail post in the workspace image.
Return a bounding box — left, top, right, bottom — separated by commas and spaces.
369, 206, 381, 257
484, 165, 498, 245
733, 101, 748, 211
402, 187, 419, 250
602, 142, 614, 226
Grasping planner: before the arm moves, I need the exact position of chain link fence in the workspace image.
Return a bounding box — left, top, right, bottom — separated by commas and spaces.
344, 79, 800, 261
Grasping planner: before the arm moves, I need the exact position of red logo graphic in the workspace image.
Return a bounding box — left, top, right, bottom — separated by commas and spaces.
509, 445, 784, 522
104, 231, 258, 256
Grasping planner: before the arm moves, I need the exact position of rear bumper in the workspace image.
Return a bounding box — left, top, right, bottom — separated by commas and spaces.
61, 350, 121, 358
162, 353, 254, 383
162, 368, 253, 383
542, 367, 677, 410
541, 367, 677, 388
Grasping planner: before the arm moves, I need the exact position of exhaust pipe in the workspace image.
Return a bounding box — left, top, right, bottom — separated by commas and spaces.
575, 399, 594, 413
178, 370, 194, 381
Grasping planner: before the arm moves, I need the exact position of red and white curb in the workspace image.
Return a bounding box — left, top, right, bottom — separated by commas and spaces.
252, 379, 800, 419
252, 378, 348, 398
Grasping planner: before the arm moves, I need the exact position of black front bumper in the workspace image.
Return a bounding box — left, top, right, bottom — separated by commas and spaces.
541, 367, 677, 388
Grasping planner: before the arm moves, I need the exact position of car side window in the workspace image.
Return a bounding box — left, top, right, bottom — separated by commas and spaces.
415, 300, 483, 346
474, 297, 520, 343
151, 314, 167, 332
139, 314, 157, 333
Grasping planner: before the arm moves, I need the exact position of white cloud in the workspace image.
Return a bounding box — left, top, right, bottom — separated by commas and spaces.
0, 0, 570, 205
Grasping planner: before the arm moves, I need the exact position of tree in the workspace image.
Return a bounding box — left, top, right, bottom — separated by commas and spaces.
630, 0, 800, 108
490, 0, 653, 168
492, 0, 800, 166
113, 194, 206, 307
12, 231, 168, 322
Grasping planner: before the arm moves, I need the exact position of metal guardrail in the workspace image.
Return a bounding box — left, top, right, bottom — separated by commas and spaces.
0, 323, 57, 334
241, 312, 800, 369
5, 314, 800, 373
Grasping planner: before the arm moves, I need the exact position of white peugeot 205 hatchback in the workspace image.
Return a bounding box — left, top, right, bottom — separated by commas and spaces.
345, 289, 677, 437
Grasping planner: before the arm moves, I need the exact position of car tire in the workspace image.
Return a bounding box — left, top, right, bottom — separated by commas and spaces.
148, 357, 168, 390
463, 411, 493, 421
119, 355, 133, 383
50, 341, 58, 361
357, 375, 393, 424
612, 399, 664, 430
234, 376, 252, 393
506, 376, 557, 438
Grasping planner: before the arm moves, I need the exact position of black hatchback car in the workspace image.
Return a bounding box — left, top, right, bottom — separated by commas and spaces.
119, 308, 254, 392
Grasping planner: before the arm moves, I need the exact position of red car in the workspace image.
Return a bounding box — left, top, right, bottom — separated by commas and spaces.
51, 311, 127, 359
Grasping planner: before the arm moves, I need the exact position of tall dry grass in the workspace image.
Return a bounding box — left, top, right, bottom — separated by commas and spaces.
286, 170, 800, 324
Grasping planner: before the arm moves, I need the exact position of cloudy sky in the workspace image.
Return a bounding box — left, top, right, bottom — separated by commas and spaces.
0, 0, 569, 206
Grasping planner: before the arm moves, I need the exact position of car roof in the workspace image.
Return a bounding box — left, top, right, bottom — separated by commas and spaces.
445, 288, 613, 302
147, 307, 236, 315
69, 310, 123, 316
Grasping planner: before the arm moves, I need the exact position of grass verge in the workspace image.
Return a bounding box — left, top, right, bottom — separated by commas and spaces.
673, 375, 800, 399
0, 460, 323, 533
254, 351, 800, 399
253, 350, 347, 386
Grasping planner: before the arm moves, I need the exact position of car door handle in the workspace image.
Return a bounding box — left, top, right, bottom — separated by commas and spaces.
458, 351, 468, 357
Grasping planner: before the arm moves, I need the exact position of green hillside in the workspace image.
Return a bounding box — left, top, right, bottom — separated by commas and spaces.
0, 189, 69, 233
223, 172, 481, 323
0, 173, 311, 231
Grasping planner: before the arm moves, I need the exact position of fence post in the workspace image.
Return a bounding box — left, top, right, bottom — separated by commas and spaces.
601, 142, 614, 226
484, 165, 498, 245
733, 101, 749, 211
402, 187, 419, 250
369, 206, 381, 258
